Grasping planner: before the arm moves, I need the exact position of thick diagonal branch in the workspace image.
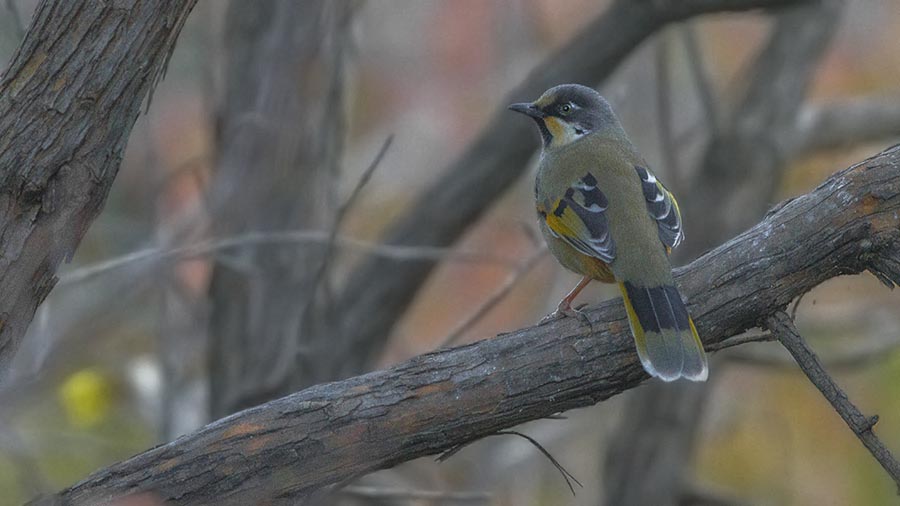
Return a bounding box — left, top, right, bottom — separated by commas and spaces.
40, 147, 900, 505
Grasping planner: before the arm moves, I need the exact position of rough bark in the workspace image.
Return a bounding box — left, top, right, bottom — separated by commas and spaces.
37, 146, 900, 505
332, 0, 810, 378
206, 0, 353, 418
0, 0, 198, 376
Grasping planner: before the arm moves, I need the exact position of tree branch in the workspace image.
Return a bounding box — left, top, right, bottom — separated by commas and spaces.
0, 0, 198, 376
437, 247, 548, 349
56, 232, 516, 287
791, 95, 900, 155
765, 311, 900, 489
38, 146, 900, 505
685, 0, 841, 246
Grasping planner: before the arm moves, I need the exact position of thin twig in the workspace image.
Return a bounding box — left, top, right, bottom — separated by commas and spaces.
340, 485, 490, 503
704, 331, 774, 352
437, 247, 548, 349
58, 231, 517, 286
790, 291, 806, 321
766, 311, 900, 490
726, 331, 900, 372
304, 135, 393, 319
437, 430, 582, 497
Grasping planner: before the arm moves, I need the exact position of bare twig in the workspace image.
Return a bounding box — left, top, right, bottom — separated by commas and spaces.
58, 233, 517, 287
438, 430, 582, 497
340, 485, 490, 503
726, 335, 900, 372
335, 137, 394, 231
437, 247, 548, 349
302, 135, 394, 319
790, 291, 806, 321
766, 311, 900, 489
724, 312, 900, 372
704, 332, 774, 352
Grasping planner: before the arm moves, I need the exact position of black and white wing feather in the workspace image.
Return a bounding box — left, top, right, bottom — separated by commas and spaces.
635, 166, 683, 250
542, 172, 616, 263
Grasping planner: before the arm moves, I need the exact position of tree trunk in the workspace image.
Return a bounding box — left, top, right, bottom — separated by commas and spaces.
0, 0, 198, 378
206, 0, 353, 419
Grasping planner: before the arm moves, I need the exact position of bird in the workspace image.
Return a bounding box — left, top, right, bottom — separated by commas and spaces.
509, 83, 707, 382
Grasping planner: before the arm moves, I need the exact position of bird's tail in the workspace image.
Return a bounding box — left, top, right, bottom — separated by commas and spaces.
618, 281, 708, 382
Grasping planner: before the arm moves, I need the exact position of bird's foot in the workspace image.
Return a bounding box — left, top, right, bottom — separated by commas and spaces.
539, 310, 564, 325
540, 303, 593, 330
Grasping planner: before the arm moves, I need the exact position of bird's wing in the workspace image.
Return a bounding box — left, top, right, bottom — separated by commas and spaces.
634, 165, 683, 250
539, 172, 616, 263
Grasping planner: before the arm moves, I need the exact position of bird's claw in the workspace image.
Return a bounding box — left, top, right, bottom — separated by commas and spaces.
539, 310, 565, 325
540, 305, 594, 331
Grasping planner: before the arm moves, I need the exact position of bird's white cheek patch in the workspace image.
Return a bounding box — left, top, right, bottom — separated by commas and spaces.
545, 117, 588, 148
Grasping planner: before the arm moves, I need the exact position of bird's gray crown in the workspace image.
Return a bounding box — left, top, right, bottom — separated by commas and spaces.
536, 84, 620, 132
509, 83, 624, 149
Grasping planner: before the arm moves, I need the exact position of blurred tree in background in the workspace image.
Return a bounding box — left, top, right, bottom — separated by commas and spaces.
1, 0, 900, 505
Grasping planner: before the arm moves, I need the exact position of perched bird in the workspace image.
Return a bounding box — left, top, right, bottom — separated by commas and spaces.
509, 84, 707, 382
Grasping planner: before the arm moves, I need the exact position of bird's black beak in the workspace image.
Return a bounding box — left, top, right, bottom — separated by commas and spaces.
508, 102, 544, 118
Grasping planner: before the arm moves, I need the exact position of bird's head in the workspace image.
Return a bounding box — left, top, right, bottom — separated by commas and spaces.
508, 84, 621, 150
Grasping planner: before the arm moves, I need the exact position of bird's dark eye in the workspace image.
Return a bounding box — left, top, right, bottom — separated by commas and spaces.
559, 104, 572, 115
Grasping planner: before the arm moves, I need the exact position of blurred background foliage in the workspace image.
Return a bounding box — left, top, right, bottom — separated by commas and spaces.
1, 0, 900, 505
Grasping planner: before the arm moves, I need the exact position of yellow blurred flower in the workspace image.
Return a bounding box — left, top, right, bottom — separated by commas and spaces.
58, 368, 114, 429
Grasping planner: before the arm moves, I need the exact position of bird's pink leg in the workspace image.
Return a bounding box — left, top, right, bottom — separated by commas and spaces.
541, 275, 592, 325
